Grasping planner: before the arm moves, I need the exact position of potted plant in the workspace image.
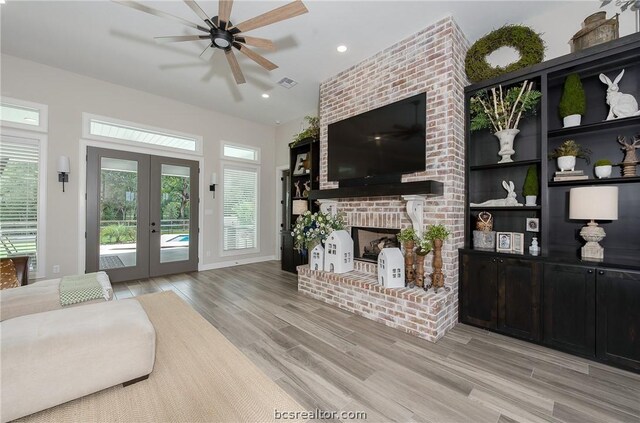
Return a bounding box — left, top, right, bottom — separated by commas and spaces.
397, 228, 417, 286
413, 236, 432, 289
425, 224, 451, 291
290, 116, 320, 147
558, 73, 586, 128
470, 80, 542, 163
594, 159, 613, 179
522, 165, 539, 206
291, 211, 345, 254
549, 140, 591, 171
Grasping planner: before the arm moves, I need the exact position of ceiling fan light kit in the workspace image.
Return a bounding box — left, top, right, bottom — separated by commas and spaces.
114, 0, 308, 84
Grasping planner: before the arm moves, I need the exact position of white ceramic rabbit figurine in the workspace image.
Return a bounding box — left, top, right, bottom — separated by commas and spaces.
599, 69, 640, 120
470, 181, 523, 207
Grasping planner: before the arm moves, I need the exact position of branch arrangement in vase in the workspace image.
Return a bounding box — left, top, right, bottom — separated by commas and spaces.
470, 80, 542, 132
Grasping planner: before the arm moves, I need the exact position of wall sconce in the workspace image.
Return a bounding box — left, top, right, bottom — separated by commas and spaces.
57, 156, 70, 192
209, 172, 217, 198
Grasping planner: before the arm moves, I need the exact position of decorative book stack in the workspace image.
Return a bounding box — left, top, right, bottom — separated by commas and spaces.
553, 170, 588, 181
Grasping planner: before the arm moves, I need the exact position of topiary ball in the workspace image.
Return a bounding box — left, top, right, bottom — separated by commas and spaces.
465, 25, 545, 83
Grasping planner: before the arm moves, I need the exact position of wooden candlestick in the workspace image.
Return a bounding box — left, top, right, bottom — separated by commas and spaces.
431, 238, 445, 290
415, 254, 426, 288
403, 240, 415, 287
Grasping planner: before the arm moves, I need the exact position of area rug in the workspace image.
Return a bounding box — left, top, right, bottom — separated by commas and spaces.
19, 291, 305, 422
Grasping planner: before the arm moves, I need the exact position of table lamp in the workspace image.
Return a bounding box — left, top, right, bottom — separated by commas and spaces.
569, 186, 618, 261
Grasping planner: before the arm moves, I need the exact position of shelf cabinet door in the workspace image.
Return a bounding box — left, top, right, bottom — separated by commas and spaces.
596, 269, 640, 371
460, 253, 498, 329
543, 264, 596, 357
497, 258, 542, 341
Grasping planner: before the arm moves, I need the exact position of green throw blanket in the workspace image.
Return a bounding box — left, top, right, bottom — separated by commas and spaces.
60, 273, 105, 306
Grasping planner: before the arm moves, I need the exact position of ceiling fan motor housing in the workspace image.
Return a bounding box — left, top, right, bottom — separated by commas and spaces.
210, 21, 234, 50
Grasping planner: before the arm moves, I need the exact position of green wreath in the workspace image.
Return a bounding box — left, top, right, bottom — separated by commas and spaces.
465, 25, 545, 83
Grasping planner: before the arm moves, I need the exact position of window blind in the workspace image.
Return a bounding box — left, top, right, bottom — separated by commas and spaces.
223, 166, 257, 251
0, 139, 40, 272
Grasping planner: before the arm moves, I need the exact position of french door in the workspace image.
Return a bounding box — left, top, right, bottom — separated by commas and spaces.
86, 147, 199, 282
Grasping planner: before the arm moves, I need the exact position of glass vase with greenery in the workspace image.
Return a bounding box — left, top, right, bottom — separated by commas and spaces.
291, 116, 319, 146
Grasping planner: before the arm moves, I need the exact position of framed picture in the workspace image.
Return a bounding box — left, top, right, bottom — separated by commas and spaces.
526, 218, 539, 232
512, 233, 525, 254
292, 153, 308, 176
496, 232, 513, 253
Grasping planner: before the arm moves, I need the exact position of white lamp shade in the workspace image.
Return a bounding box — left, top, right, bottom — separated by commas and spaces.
569, 186, 618, 220
210, 172, 217, 185
57, 156, 70, 173
292, 200, 308, 215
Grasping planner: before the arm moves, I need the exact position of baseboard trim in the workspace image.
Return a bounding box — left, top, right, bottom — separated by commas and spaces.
198, 255, 277, 271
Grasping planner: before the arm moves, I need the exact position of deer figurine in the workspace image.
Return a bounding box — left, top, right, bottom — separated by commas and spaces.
618, 135, 640, 177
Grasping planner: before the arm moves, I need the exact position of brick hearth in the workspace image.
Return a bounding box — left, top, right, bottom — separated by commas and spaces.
298, 16, 469, 342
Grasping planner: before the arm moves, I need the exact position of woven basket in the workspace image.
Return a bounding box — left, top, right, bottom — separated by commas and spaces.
475, 212, 494, 232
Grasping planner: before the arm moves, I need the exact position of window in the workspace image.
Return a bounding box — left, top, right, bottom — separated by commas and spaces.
222, 142, 259, 163
83, 114, 201, 154
222, 164, 258, 253
0, 133, 46, 276
0, 97, 48, 132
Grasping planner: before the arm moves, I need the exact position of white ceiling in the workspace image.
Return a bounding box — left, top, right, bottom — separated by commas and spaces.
1, 1, 565, 126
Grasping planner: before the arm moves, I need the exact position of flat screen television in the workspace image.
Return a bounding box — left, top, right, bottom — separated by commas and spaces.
327, 93, 426, 186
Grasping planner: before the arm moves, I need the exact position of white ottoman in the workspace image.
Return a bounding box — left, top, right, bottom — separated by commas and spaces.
0, 299, 156, 422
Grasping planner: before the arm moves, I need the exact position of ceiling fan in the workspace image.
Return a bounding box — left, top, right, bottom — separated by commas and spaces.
114, 0, 309, 84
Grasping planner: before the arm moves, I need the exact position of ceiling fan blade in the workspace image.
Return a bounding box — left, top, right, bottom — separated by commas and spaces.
183, 0, 215, 29
235, 44, 278, 71
236, 36, 275, 51
218, 0, 234, 30
112, 0, 210, 33
225, 50, 246, 84
200, 44, 216, 61
154, 35, 210, 43
233, 0, 308, 33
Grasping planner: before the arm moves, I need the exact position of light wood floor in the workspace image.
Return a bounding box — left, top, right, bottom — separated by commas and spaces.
114, 261, 640, 423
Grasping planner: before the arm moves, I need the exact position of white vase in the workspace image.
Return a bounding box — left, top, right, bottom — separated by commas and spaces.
563, 114, 582, 128
494, 128, 520, 164
595, 165, 612, 179
525, 195, 537, 206
557, 155, 576, 171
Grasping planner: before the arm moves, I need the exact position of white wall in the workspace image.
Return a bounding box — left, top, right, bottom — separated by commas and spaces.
487, 3, 637, 66
1, 54, 277, 279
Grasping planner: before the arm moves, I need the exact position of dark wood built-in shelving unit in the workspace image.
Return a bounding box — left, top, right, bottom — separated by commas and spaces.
461, 33, 640, 373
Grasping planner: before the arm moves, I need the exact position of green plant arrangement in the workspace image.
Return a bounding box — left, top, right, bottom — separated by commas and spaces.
291, 116, 319, 146
595, 159, 613, 166
291, 211, 345, 251
469, 81, 542, 132
425, 224, 451, 241
415, 236, 432, 256
558, 73, 586, 118
397, 227, 418, 243
549, 140, 592, 163
465, 25, 545, 83
522, 165, 539, 197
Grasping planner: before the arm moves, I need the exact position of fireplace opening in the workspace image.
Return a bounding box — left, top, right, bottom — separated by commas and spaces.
351, 227, 400, 263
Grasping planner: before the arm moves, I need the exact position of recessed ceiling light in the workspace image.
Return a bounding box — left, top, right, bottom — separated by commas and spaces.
337, 45, 347, 53
374, 136, 381, 140
261, 93, 270, 99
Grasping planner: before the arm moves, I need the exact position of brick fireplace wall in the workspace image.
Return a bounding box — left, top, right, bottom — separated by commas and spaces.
302, 16, 468, 341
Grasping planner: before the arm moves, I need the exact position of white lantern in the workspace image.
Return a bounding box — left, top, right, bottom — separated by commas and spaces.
310, 243, 325, 271
378, 248, 405, 288
323, 230, 354, 273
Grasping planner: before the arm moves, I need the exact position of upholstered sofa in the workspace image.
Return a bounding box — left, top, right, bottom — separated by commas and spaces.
0, 272, 113, 321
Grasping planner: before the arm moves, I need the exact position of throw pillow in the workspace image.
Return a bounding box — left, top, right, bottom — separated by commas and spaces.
1, 259, 20, 290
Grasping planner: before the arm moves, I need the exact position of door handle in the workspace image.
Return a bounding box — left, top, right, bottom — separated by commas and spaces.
587, 269, 593, 274
499, 259, 504, 263
598, 270, 605, 276
151, 222, 156, 226
151, 229, 157, 233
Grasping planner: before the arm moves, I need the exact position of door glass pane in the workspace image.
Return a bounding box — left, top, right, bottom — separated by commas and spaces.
160, 164, 190, 263
99, 158, 138, 269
